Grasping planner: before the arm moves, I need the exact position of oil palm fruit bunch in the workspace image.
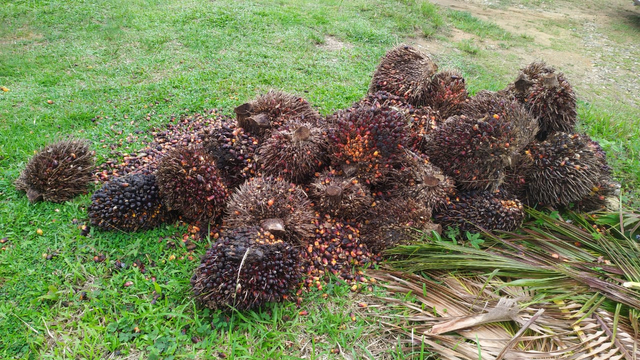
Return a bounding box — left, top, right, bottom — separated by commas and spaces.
327, 103, 409, 185
201, 120, 260, 189
368, 44, 438, 106
423, 70, 469, 119
88, 173, 173, 232
257, 121, 329, 184
156, 146, 229, 224
234, 90, 321, 138
15, 139, 94, 203
309, 168, 373, 220
433, 189, 525, 233
423, 112, 527, 191
520, 132, 611, 207
225, 176, 315, 242
191, 226, 301, 310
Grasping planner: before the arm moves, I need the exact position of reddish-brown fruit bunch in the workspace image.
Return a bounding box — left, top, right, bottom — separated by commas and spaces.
520, 132, 610, 207
424, 70, 469, 119
156, 146, 229, 224
424, 114, 525, 191
368, 44, 438, 106
201, 120, 260, 188
191, 227, 301, 310
225, 176, 315, 242
433, 189, 525, 233
309, 169, 373, 220
257, 122, 329, 184
234, 90, 321, 137
327, 104, 409, 185
16, 140, 94, 203
88, 174, 174, 232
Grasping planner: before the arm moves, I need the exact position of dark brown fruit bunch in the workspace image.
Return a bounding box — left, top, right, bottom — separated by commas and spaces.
191, 226, 301, 310
309, 169, 373, 220
433, 189, 525, 233
327, 104, 409, 185
573, 177, 620, 212
301, 215, 379, 287
201, 120, 260, 188
362, 198, 439, 253
386, 151, 456, 211
234, 90, 321, 137
88, 174, 173, 232
15, 140, 94, 203
368, 44, 438, 106
156, 146, 229, 224
257, 122, 329, 184
225, 176, 315, 242
423, 113, 526, 191
423, 70, 469, 119
520, 132, 609, 207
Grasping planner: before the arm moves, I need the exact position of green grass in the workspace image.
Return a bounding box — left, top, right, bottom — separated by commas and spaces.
1, 0, 638, 358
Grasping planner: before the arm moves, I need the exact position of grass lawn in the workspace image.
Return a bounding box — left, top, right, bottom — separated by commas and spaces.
1, 0, 638, 358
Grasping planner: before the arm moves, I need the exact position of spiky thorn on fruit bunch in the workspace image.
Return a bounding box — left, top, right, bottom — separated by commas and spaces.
432, 189, 525, 233
327, 103, 409, 185
368, 44, 438, 106
200, 119, 260, 189
225, 176, 315, 242
156, 146, 229, 224
257, 121, 329, 184
362, 197, 440, 253
234, 90, 321, 138
15, 139, 94, 203
309, 168, 374, 220
423, 70, 469, 119
191, 226, 301, 310
520, 132, 612, 208
88, 173, 174, 232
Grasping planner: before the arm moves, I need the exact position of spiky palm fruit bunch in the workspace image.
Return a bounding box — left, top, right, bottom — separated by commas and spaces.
309, 169, 373, 220
520, 132, 610, 207
15, 140, 94, 203
432, 189, 525, 233
257, 122, 329, 184
234, 90, 321, 137
201, 120, 260, 188
301, 214, 378, 288
225, 176, 315, 242
386, 151, 456, 211
423, 70, 469, 119
423, 113, 525, 191
191, 226, 301, 310
156, 146, 229, 224
327, 104, 409, 185
88, 174, 173, 232
362, 198, 438, 253
368, 44, 438, 106
505, 62, 576, 140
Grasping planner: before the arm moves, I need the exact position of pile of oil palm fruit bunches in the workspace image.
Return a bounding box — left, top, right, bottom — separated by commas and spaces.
16, 44, 618, 310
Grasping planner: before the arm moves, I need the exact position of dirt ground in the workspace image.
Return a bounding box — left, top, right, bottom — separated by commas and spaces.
411, 0, 640, 108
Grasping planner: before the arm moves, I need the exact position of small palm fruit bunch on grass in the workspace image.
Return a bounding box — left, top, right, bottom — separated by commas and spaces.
88, 173, 173, 232
423, 70, 469, 119
201, 120, 260, 189
327, 103, 409, 185
433, 189, 525, 233
156, 146, 229, 224
16, 139, 94, 203
257, 121, 329, 184
234, 90, 321, 138
191, 226, 300, 310
368, 44, 438, 106
309, 169, 373, 220
520, 132, 611, 208
225, 176, 315, 242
